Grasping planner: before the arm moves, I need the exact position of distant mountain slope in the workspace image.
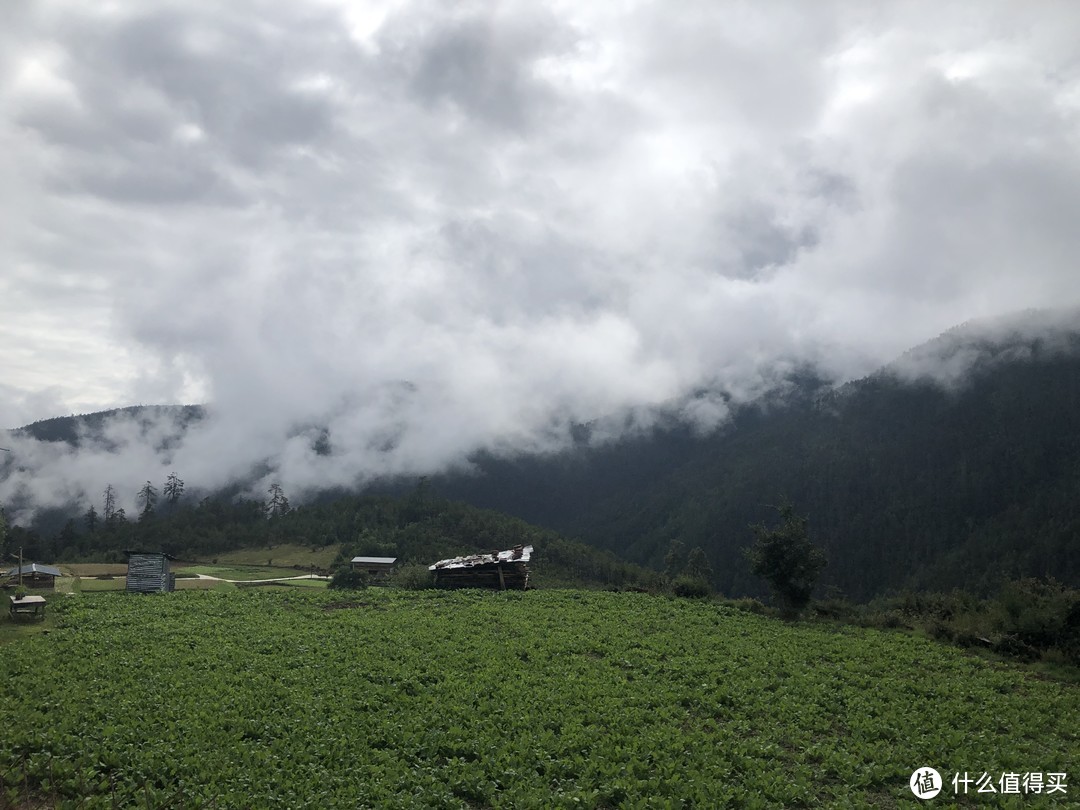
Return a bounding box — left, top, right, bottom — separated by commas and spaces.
13, 405, 205, 446
432, 317, 1080, 600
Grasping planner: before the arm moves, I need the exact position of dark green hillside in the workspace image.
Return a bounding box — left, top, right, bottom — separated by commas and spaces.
434, 325, 1080, 600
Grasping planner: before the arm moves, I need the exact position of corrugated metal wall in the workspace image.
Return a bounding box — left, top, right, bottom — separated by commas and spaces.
126, 554, 173, 593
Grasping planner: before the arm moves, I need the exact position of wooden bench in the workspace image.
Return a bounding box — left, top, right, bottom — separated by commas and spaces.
9, 595, 46, 620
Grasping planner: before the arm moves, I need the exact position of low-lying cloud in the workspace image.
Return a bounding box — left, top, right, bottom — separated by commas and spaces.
3, 1, 1080, 520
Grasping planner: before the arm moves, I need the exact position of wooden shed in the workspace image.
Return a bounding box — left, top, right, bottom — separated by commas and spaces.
350, 556, 397, 580
429, 545, 533, 590
3, 563, 62, 591
125, 551, 176, 593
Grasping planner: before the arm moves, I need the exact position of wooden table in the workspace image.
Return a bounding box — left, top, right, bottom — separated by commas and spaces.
9, 595, 46, 619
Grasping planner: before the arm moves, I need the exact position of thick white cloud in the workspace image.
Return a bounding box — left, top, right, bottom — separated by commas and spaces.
3, 0, 1080, 516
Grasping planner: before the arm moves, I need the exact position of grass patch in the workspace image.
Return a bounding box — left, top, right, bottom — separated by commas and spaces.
174, 578, 237, 591
209, 543, 341, 570
240, 578, 329, 590
175, 565, 293, 581
0, 593, 61, 646
77, 577, 126, 591
63, 564, 127, 577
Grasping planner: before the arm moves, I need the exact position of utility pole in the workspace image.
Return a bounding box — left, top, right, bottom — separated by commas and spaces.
1, 449, 12, 584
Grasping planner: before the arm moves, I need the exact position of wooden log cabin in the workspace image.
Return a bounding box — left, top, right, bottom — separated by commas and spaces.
429, 545, 533, 590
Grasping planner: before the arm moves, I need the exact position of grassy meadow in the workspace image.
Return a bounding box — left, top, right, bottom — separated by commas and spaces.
205, 543, 342, 570
0, 589, 1075, 808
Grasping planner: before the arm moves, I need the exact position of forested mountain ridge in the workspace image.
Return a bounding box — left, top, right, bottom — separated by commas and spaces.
432, 317, 1080, 600
11, 405, 205, 446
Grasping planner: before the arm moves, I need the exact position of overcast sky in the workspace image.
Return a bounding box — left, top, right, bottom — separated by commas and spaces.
2, 1, 1080, 514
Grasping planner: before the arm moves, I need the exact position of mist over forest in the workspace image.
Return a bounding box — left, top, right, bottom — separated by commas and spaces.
3, 309, 1078, 603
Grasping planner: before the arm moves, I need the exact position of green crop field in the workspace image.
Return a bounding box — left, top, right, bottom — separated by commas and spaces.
0, 590, 1075, 808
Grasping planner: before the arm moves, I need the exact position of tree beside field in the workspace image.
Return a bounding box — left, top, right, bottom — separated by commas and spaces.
746, 502, 826, 618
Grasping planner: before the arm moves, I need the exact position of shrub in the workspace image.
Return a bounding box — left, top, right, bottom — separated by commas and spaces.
393, 563, 434, 591
812, 597, 856, 620
723, 597, 767, 615
328, 566, 368, 591
672, 575, 711, 598
993, 578, 1079, 663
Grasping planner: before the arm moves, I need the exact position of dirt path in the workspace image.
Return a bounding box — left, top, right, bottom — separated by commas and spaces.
191, 573, 331, 584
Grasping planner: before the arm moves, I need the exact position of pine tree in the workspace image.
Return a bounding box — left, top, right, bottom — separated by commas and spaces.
84, 504, 98, 534
163, 472, 185, 507
138, 481, 158, 520
102, 485, 117, 524
266, 483, 290, 518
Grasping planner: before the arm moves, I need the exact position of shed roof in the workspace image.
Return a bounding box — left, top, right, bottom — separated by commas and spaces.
429, 545, 533, 571
351, 556, 397, 565
123, 550, 177, 560
5, 563, 63, 578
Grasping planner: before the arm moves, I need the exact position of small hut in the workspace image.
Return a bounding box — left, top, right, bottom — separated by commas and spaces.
350, 556, 397, 581
125, 551, 176, 593
429, 545, 533, 590
3, 563, 62, 590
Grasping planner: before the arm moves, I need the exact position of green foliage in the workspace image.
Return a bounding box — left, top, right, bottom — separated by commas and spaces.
0, 591, 1075, 807
663, 539, 687, 580
745, 502, 826, 617
684, 547, 714, 581
720, 596, 768, 615
854, 579, 1080, 667
392, 563, 434, 590
995, 578, 1078, 650
671, 575, 711, 598
663, 540, 714, 596
328, 565, 367, 590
